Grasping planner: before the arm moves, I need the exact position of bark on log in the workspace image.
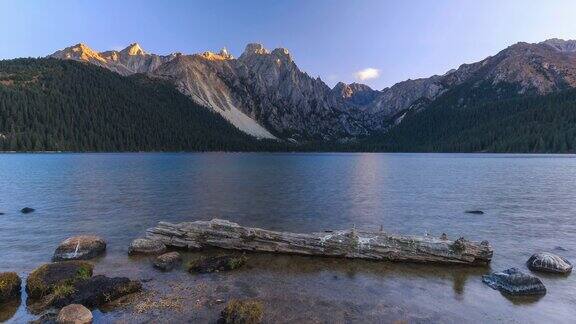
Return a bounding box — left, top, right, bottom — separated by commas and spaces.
136, 219, 493, 266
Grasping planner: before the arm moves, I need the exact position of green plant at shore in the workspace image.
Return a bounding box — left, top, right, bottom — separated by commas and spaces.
221, 298, 264, 324
52, 282, 76, 298
76, 266, 92, 281
228, 255, 248, 270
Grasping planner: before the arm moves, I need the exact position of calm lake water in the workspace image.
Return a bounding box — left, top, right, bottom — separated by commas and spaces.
0, 153, 575, 323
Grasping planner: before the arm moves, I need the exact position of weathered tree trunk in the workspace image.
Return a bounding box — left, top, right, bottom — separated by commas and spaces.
137, 219, 493, 266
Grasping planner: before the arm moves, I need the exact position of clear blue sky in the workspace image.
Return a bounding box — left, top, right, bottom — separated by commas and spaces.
2, 0, 575, 89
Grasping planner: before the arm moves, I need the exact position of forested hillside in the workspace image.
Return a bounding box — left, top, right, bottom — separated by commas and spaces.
353, 81, 576, 153
2, 58, 576, 153
0, 58, 275, 151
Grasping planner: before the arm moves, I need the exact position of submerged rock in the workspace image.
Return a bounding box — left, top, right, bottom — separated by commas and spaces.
53, 235, 107, 261
21, 207, 35, 214
220, 299, 264, 324
128, 238, 166, 255
527, 252, 573, 274
56, 304, 92, 324
29, 312, 57, 324
153, 252, 182, 271
51, 275, 142, 309
0, 272, 21, 302
465, 210, 484, 215
482, 268, 546, 296
188, 255, 247, 274
26, 261, 94, 299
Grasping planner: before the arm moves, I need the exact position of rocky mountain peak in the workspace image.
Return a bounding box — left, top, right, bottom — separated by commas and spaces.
541, 38, 576, 53
241, 43, 270, 57
51, 43, 106, 63
121, 43, 146, 56
219, 47, 233, 59
271, 48, 291, 61
200, 48, 234, 61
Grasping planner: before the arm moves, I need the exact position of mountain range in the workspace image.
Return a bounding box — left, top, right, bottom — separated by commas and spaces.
2, 38, 576, 152
48, 38, 576, 142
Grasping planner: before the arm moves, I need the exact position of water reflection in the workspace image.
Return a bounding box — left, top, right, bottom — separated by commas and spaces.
1, 153, 576, 322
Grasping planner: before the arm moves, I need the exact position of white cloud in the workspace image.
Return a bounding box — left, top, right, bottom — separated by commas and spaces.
354, 68, 380, 81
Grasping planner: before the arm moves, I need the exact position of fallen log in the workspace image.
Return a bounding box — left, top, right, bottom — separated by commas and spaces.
134, 219, 493, 266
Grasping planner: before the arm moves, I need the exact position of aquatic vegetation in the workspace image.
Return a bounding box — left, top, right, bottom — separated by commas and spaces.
221, 299, 264, 324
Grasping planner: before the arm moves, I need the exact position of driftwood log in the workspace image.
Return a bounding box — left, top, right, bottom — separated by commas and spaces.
136, 219, 493, 266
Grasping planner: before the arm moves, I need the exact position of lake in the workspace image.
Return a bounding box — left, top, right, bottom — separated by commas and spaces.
0, 153, 575, 323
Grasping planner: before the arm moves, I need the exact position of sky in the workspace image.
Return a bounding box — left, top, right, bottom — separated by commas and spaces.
2, 0, 576, 89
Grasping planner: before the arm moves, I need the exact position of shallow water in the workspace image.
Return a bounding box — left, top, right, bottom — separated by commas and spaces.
0, 153, 575, 323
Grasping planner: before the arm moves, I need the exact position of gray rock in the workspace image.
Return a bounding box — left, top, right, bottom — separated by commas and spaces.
153, 252, 182, 271
128, 238, 166, 255
52, 235, 106, 261
482, 268, 546, 295
56, 304, 92, 324
527, 252, 572, 274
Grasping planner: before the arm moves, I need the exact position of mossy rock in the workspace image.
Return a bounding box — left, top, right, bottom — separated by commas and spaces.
188, 255, 247, 274
51, 275, 142, 309
221, 299, 263, 324
26, 261, 93, 299
0, 272, 21, 302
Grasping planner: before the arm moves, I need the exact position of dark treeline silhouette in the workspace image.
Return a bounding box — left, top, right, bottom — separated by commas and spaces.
350, 81, 576, 153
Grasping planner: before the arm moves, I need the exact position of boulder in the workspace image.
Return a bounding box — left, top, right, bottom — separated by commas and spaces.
0, 272, 21, 302
21, 207, 35, 214
26, 261, 93, 299
51, 275, 142, 309
188, 255, 247, 274
128, 238, 166, 255
153, 252, 182, 271
527, 252, 572, 274
56, 304, 92, 324
53, 235, 107, 261
465, 210, 484, 215
220, 299, 263, 324
482, 268, 546, 296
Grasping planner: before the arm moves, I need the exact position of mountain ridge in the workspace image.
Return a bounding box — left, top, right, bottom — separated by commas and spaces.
48, 38, 576, 142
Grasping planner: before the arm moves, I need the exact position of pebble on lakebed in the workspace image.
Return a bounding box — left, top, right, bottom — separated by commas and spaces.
527, 252, 573, 274
482, 268, 546, 296
52, 235, 107, 261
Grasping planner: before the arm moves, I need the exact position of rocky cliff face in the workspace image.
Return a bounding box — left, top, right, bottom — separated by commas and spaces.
49, 39, 576, 140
